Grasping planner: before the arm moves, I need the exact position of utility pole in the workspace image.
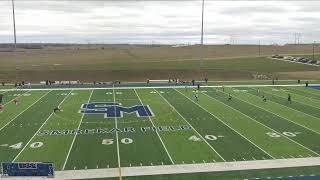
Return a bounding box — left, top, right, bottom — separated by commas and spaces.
199, 0, 204, 69
313, 41, 316, 61
258, 40, 261, 56
12, 0, 19, 85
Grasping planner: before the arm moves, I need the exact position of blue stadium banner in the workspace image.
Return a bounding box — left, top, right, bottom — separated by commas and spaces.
1, 162, 54, 177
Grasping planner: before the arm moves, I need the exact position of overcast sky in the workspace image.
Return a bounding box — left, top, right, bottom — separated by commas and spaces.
0, 1, 319, 44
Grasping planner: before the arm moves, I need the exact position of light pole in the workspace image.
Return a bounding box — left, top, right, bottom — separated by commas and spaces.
199, 0, 204, 69
12, 0, 19, 85
12, 0, 17, 49
258, 40, 261, 56
313, 41, 316, 61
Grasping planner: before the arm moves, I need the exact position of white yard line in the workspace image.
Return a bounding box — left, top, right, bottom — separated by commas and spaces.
113, 87, 122, 179
282, 87, 320, 101
155, 88, 226, 162
13, 90, 72, 162
260, 88, 320, 111
258, 88, 320, 119
50, 157, 320, 179
290, 88, 320, 97
133, 89, 175, 164
0, 91, 51, 132
62, 90, 93, 170
198, 90, 275, 159
246, 88, 320, 135
221, 88, 320, 156
3, 90, 31, 106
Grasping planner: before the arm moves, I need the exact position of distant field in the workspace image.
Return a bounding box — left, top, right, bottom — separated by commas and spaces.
0, 44, 319, 82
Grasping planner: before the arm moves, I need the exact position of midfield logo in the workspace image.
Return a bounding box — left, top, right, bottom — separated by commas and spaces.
79, 102, 154, 118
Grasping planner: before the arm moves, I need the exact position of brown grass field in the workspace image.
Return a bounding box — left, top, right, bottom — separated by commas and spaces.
0, 44, 319, 82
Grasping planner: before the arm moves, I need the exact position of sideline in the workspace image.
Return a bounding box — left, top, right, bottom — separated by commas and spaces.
12, 157, 319, 180
0, 84, 316, 91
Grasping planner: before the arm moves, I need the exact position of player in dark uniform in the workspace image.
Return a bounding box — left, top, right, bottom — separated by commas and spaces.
197, 84, 200, 90
288, 94, 292, 104
262, 95, 267, 102
0, 94, 4, 112
193, 90, 199, 101
53, 107, 61, 113
228, 93, 232, 101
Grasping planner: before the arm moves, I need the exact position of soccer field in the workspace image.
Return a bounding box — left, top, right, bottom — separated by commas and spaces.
0, 85, 320, 178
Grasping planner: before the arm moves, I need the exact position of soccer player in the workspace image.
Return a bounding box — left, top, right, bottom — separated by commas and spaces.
194, 94, 198, 101
228, 93, 232, 101
288, 94, 292, 104
306, 81, 309, 87
197, 84, 200, 90
53, 107, 61, 113
193, 90, 199, 101
262, 95, 267, 102
0, 94, 4, 111
0, 104, 4, 112
13, 97, 20, 105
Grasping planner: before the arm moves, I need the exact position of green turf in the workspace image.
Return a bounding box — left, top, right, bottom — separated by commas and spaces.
136, 88, 219, 164
0, 90, 69, 161
179, 88, 309, 158
15, 90, 92, 170
63, 89, 119, 170
0, 86, 319, 179
223, 87, 320, 155
161, 88, 269, 161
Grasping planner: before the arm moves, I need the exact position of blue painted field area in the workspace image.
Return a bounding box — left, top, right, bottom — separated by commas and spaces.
267, 176, 320, 180
310, 86, 320, 90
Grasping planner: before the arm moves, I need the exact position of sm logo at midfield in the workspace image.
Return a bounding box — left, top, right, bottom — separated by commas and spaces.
79, 102, 154, 118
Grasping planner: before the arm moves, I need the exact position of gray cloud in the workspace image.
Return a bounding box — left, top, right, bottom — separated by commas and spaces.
1, 1, 320, 44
